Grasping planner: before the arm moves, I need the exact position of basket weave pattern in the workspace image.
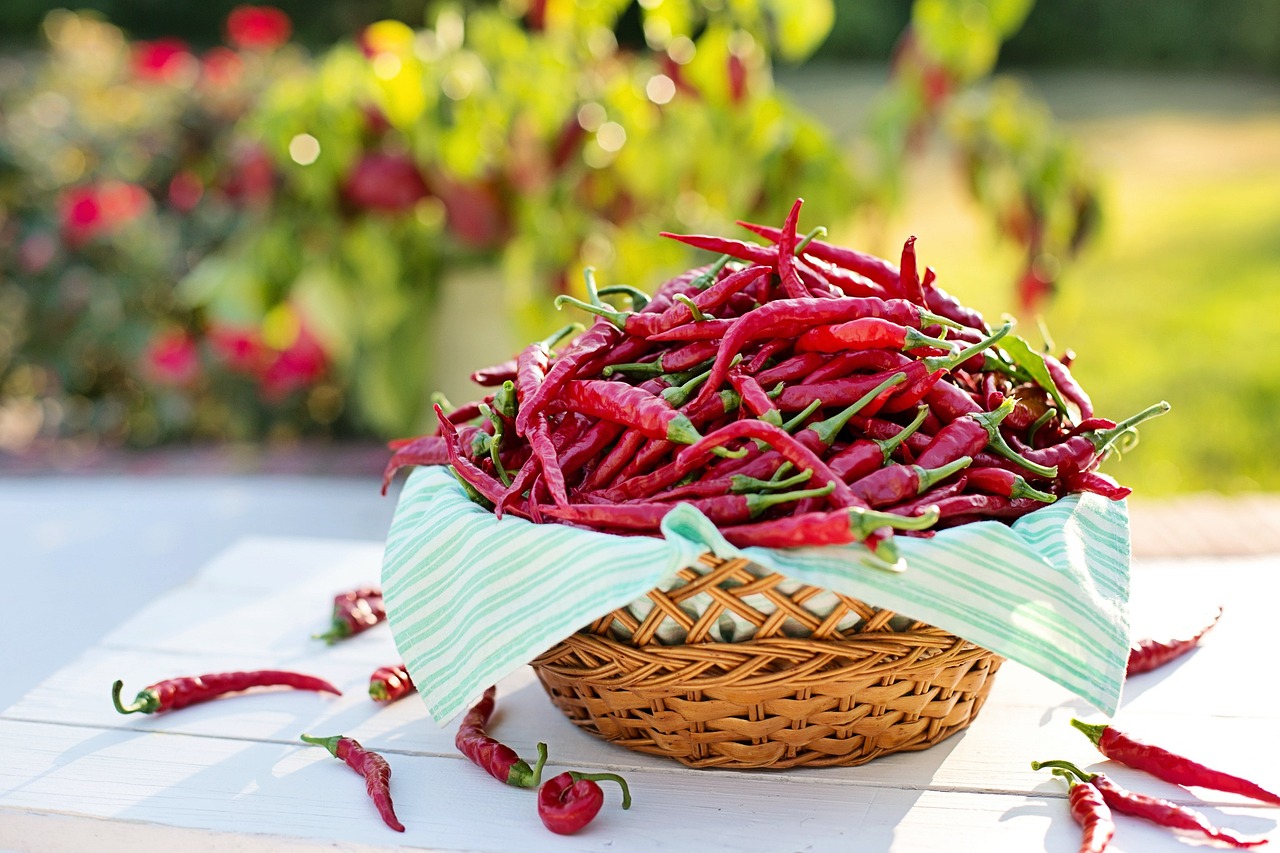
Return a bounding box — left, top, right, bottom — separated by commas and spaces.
531, 554, 1002, 769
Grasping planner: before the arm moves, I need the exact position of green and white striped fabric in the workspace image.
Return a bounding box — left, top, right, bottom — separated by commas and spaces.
382, 465, 1130, 724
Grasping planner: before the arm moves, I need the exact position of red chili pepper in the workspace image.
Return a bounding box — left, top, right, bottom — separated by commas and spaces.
848, 456, 973, 508
381, 434, 448, 494
455, 686, 548, 788
1057, 459, 1132, 501
775, 198, 809, 299
369, 664, 416, 704
470, 356, 520, 387
540, 483, 834, 533
1044, 351, 1095, 420
805, 349, 911, 384
537, 771, 632, 835
828, 405, 930, 482
736, 220, 900, 294
314, 586, 386, 644
437, 406, 525, 513
1034, 760, 1267, 848
795, 373, 908, 455
1070, 718, 1280, 806
644, 317, 736, 342
1053, 770, 1115, 853
1128, 607, 1223, 676
1011, 401, 1171, 472
112, 670, 341, 714
718, 504, 938, 550
964, 466, 1057, 502
898, 236, 927, 305
755, 351, 831, 387
301, 734, 405, 832
515, 319, 622, 438
796, 316, 954, 354
728, 367, 783, 424
557, 379, 700, 444
920, 265, 989, 332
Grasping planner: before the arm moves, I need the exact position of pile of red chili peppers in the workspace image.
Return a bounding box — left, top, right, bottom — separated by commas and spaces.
385, 199, 1168, 561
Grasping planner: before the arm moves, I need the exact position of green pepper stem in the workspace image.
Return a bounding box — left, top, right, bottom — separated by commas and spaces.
506, 742, 549, 788
795, 225, 827, 254
492, 380, 518, 420
665, 414, 702, 446
730, 468, 812, 494
987, 429, 1059, 479
553, 294, 628, 329
603, 360, 664, 379
745, 482, 835, 516
674, 294, 713, 322
1069, 717, 1108, 747
807, 373, 906, 447
876, 405, 929, 460
904, 327, 960, 352
691, 254, 732, 289
311, 622, 352, 645
1091, 401, 1172, 453
926, 322, 1013, 373
429, 391, 456, 414
919, 309, 964, 330
849, 505, 940, 539
300, 733, 344, 758
594, 285, 650, 310
1012, 476, 1057, 503
538, 322, 584, 350
111, 680, 158, 715
568, 772, 632, 809
781, 399, 823, 433
1030, 759, 1093, 782
582, 267, 604, 308
913, 455, 972, 492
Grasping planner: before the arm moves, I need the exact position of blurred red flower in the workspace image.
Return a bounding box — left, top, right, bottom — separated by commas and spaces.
209, 323, 269, 374
260, 325, 328, 399
222, 144, 276, 206
168, 171, 204, 212
342, 152, 430, 214
226, 6, 293, 51
433, 175, 510, 249
59, 182, 151, 246
144, 329, 201, 386
200, 47, 245, 91
132, 38, 196, 84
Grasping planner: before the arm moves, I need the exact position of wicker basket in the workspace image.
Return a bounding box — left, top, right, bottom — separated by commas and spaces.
530, 553, 1003, 769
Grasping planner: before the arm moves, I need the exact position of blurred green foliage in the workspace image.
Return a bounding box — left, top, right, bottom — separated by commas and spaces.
0, 0, 1099, 460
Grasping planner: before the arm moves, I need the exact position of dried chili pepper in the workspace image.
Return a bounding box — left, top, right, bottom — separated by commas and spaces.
775, 198, 809, 299
314, 586, 386, 644
300, 734, 405, 832
1052, 769, 1115, 853
1070, 718, 1280, 806
538, 771, 632, 835
1033, 759, 1267, 848
455, 686, 548, 788
112, 670, 341, 714
369, 664, 416, 704
1128, 606, 1223, 676
381, 434, 448, 494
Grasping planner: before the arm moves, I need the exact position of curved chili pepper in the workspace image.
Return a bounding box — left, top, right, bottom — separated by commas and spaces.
735, 220, 900, 294
537, 771, 632, 835
795, 316, 955, 354
541, 483, 834, 533
301, 734, 404, 832
369, 664, 416, 704
515, 319, 622, 438
1052, 770, 1115, 853
775, 198, 808, 299
603, 340, 719, 378
1128, 606, 1223, 676
456, 686, 548, 788
728, 367, 783, 425
645, 317, 736, 342
718, 504, 938, 552
1011, 401, 1172, 472
470, 357, 520, 387
898, 236, 927, 305
804, 349, 911, 384
1057, 460, 1132, 501
314, 587, 385, 644
1070, 718, 1280, 806
1043, 350, 1095, 420
795, 373, 908, 454
381, 434, 448, 494
848, 456, 973, 508
557, 379, 700, 444
1033, 760, 1267, 848
964, 466, 1057, 502
828, 405, 930, 482
112, 670, 341, 714
755, 352, 831, 387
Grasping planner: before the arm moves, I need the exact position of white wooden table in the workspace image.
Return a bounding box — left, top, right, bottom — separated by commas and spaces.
2, 532, 1277, 852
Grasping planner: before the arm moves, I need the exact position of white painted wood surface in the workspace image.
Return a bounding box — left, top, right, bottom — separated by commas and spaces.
2, 537, 1277, 852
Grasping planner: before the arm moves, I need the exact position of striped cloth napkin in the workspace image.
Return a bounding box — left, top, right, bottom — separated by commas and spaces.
382, 465, 1130, 724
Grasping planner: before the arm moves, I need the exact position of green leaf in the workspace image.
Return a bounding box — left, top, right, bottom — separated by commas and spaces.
766, 0, 835, 62
1001, 334, 1075, 418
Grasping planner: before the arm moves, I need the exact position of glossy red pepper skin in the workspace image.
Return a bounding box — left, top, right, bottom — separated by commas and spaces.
1071, 719, 1280, 806
112, 670, 341, 714
455, 686, 548, 788
557, 379, 700, 444
898, 235, 927, 305
301, 735, 404, 833
736, 220, 899, 295
515, 320, 622, 438
369, 664, 415, 704
1066, 779, 1115, 853
1128, 607, 1222, 675
314, 587, 386, 644
775, 198, 808, 298
1034, 761, 1266, 849
537, 771, 632, 835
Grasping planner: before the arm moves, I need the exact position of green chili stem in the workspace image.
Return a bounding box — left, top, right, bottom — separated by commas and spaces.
300, 733, 344, 757
691, 254, 732, 289
674, 294, 713, 322
568, 772, 632, 809
744, 482, 835, 516
808, 373, 906, 447
914, 455, 973, 491
1091, 401, 1172, 453
111, 680, 158, 715
795, 226, 827, 254
731, 468, 812, 494
877, 405, 929, 459
925, 322, 1014, 373
538, 322, 584, 350
1030, 759, 1093, 782
553, 294, 628, 329
1070, 717, 1108, 747
781, 399, 823, 433
506, 742, 550, 788
849, 505, 939, 539
594, 285, 650, 310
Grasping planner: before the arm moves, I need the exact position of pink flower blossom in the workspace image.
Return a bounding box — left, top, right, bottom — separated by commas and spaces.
143, 329, 201, 386
133, 38, 196, 84
342, 152, 430, 214
59, 182, 151, 247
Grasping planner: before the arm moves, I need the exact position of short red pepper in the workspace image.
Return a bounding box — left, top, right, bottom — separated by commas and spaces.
455, 686, 548, 788
537, 771, 632, 835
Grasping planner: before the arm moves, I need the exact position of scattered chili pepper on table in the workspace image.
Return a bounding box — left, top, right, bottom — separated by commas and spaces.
1052, 769, 1116, 852
537, 770, 632, 835
112, 670, 341, 714
313, 586, 386, 644
301, 734, 405, 832
369, 664, 416, 704
1127, 606, 1223, 676
1033, 759, 1269, 848
1070, 718, 1280, 805
455, 686, 549, 788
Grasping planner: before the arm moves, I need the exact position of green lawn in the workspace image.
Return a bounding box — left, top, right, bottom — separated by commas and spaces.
783, 69, 1280, 496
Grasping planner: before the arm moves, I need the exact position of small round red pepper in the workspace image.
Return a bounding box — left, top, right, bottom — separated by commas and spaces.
537, 771, 632, 835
